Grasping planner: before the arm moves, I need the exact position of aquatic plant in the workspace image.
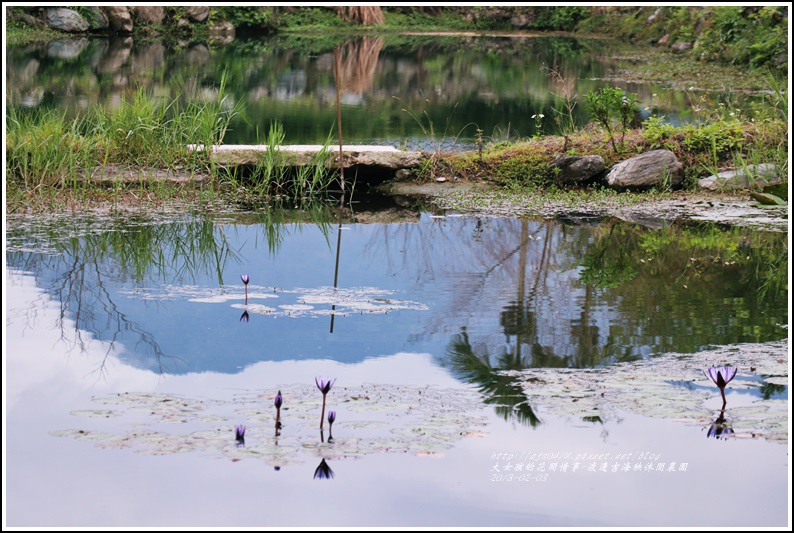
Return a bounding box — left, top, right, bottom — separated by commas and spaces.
241, 273, 250, 302
315, 377, 336, 430
313, 458, 335, 480
240, 310, 250, 323
235, 424, 246, 445
703, 366, 738, 406
275, 390, 283, 432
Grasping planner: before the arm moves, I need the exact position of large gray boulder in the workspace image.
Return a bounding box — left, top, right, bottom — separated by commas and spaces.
185, 6, 211, 22
132, 7, 166, 25
549, 155, 605, 185
697, 163, 780, 191
103, 6, 133, 33
45, 8, 89, 32
607, 149, 683, 190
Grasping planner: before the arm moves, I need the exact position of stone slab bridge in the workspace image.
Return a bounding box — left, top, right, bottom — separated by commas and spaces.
83, 145, 424, 187
190, 144, 422, 169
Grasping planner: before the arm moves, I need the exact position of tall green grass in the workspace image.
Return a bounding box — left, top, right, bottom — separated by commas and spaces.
6, 76, 243, 191
222, 122, 339, 205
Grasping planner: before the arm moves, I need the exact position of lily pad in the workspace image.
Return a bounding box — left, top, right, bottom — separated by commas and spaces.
51, 383, 489, 468
503, 340, 788, 443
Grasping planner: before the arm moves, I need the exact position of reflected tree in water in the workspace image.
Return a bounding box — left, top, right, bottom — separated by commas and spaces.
444, 328, 541, 427
6, 216, 241, 376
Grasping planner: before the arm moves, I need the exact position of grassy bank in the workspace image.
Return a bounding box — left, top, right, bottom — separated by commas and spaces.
6, 75, 787, 216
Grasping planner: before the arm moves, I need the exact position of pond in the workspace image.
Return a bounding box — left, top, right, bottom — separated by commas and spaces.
6, 32, 756, 151
4, 195, 789, 527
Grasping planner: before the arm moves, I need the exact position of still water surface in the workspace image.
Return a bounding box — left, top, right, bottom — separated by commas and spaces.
6, 33, 748, 150
4, 199, 789, 527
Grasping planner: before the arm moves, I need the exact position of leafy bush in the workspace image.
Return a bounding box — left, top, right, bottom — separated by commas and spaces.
584, 87, 639, 152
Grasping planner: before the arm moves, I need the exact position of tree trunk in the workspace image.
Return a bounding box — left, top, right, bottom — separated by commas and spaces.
335, 7, 385, 25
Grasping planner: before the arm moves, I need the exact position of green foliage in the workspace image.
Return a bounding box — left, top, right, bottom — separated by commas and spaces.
6, 80, 242, 190
679, 120, 743, 154
698, 6, 788, 71
530, 6, 586, 31
584, 87, 639, 152
641, 117, 678, 150
212, 6, 274, 29
221, 122, 338, 206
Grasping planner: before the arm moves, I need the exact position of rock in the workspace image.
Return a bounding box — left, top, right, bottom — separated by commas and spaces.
607, 150, 682, 190
102, 6, 133, 33
395, 169, 413, 181
697, 164, 780, 191
511, 15, 530, 29
671, 42, 692, 54
82, 7, 109, 30
658, 34, 670, 46
44, 8, 89, 32
549, 155, 605, 185
185, 6, 211, 22
46, 38, 90, 60
132, 7, 166, 25
12, 11, 48, 29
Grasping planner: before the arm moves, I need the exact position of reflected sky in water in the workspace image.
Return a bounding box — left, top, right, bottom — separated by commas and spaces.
5, 272, 788, 527
5, 204, 790, 527
6, 210, 787, 377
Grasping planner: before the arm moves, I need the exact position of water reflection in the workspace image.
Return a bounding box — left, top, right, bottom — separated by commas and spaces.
443, 328, 541, 427
313, 458, 335, 480
5, 207, 787, 377
5, 33, 733, 148
706, 409, 734, 440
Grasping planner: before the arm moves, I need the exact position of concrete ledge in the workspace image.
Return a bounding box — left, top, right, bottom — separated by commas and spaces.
188, 144, 423, 170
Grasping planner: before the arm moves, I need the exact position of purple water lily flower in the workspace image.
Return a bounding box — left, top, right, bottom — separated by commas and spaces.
241, 274, 250, 303
275, 390, 283, 410
240, 310, 250, 323
328, 411, 336, 425
315, 377, 336, 395
315, 376, 336, 430
235, 424, 246, 444
274, 390, 283, 433
703, 366, 737, 405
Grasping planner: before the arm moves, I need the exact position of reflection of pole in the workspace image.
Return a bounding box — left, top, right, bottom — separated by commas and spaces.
515, 220, 529, 359
330, 221, 343, 333
330, 45, 346, 333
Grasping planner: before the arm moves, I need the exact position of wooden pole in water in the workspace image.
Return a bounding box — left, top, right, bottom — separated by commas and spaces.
330, 45, 345, 333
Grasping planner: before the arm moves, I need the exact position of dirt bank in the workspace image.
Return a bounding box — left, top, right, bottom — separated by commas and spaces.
381, 180, 790, 232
